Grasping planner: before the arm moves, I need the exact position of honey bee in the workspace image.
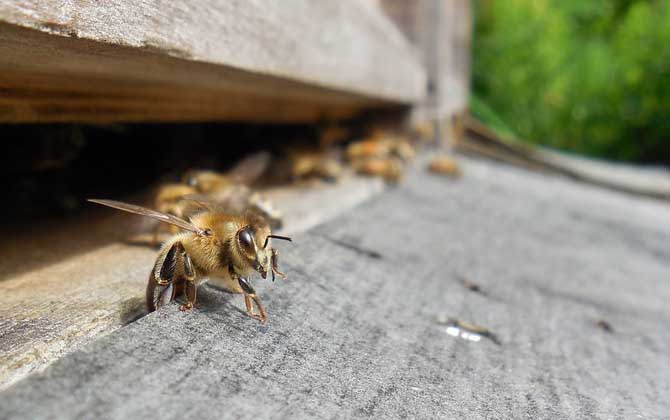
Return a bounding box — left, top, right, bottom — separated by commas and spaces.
275, 146, 343, 183
428, 155, 462, 178
183, 151, 271, 193
151, 184, 198, 243
346, 131, 415, 163
346, 139, 390, 161
345, 129, 415, 183
89, 199, 291, 324
152, 152, 282, 241
318, 123, 349, 148
409, 120, 437, 144
164, 185, 283, 232
351, 157, 404, 183
154, 183, 198, 218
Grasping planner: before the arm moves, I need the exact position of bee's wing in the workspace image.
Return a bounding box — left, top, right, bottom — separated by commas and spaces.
227, 151, 271, 184
88, 199, 204, 235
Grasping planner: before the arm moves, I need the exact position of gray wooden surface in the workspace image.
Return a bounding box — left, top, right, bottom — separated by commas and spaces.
0, 1, 425, 122
0, 174, 384, 390
1, 157, 669, 419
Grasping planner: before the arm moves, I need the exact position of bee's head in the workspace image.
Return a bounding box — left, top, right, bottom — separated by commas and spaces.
236, 221, 292, 279
236, 224, 271, 278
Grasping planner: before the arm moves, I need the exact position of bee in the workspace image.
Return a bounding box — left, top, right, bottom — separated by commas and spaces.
346, 138, 391, 161
152, 152, 282, 241
346, 131, 415, 163
351, 157, 404, 183
276, 146, 343, 183
345, 129, 415, 183
154, 183, 198, 219
428, 155, 462, 178
410, 120, 435, 143
151, 184, 198, 243
318, 123, 349, 148
88, 199, 291, 324
183, 151, 271, 193
172, 185, 283, 231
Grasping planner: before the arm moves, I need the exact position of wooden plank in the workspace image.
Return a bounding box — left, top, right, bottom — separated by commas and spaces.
378, 0, 471, 118
0, 172, 385, 390
460, 117, 670, 200
0, 1, 426, 122
437, 0, 472, 117
2, 158, 670, 418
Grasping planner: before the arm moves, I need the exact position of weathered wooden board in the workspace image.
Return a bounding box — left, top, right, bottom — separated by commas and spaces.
0, 173, 384, 390
0, 0, 426, 122
379, 0, 471, 118
461, 117, 670, 200
1, 157, 669, 419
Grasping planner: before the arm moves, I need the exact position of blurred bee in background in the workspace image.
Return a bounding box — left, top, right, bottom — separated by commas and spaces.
278, 146, 344, 183
89, 199, 292, 324
153, 152, 282, 242
346, 128, 415, 183
318, 122, 350, 149
428, 155, 462, 178
409, 120, 436, 144
351, 157, 404, 183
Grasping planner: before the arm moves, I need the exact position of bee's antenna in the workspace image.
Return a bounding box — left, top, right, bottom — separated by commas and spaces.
264, 235, 292, 249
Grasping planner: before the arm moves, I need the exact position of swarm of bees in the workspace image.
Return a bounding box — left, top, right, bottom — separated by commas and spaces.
270, 123, 421, 185
90, 198, 291, 324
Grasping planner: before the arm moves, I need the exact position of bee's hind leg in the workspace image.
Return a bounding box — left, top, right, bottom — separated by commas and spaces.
146, 274, 176, 312
237, 277, 267, 324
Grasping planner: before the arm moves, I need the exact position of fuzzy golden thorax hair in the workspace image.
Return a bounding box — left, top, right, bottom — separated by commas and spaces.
182, 211, 272, 277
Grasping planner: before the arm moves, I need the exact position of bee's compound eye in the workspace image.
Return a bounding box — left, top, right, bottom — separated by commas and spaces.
238, 228, 255, 254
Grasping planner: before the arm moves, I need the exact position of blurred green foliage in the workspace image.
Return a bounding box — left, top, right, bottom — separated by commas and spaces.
472, 0, 670, 163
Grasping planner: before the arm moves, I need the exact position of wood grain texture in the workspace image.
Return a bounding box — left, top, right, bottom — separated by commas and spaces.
0, 0, 426, 122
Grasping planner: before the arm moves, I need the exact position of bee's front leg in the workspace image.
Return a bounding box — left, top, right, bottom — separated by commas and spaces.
237, 276, 267, 324
270, 248, 286, 282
